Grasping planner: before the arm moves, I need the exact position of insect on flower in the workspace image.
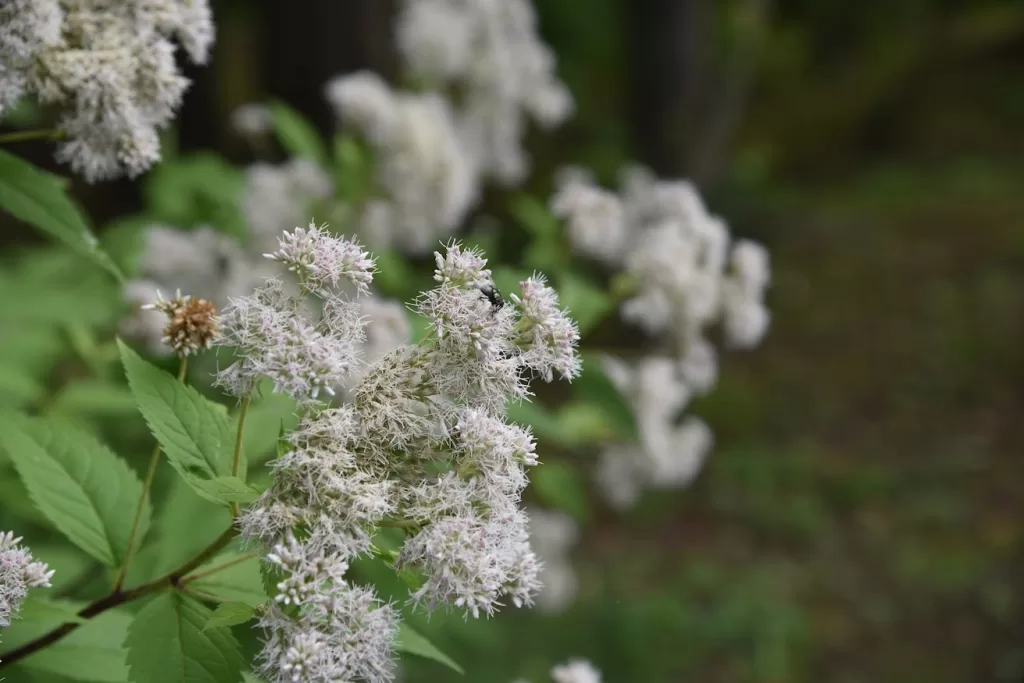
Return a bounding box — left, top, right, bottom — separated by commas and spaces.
478, 284, 504, 311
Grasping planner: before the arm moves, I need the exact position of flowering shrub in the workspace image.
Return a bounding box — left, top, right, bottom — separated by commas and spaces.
0, 0, 770, 679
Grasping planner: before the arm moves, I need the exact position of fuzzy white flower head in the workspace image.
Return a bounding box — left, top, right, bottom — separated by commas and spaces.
0, 531, 54, 628
509, 275, 582, 382
265, 222, 376, 296
215, 277, 365, 403
551, 659, 602, 683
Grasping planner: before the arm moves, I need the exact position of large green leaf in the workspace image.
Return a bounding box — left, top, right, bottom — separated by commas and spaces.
0, 416, 150, 567
118, 340, 242, 505
186, 553, 268, 608
395, 623, 464, 675
267, 100, 328, 165
531, 461, 591, 521
202, 602, 256, 631
125, 592, 244, 683
557, 272, 613, 336
0, 150, 122, 279
2, 605, 132, 682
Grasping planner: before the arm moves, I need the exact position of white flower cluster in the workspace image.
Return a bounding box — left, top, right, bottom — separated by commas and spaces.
396, 0, 574, 184
0, 0, 213, 182
0, 531, 54, 629
527, 508, 579, 614
551, 166, 770, 507
324, 72, 478, 253
229, 230, 578, 681
596, 356, 714, 509
553, 166, 771, 353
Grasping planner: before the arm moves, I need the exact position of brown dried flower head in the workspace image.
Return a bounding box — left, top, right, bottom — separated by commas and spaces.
143, 290, 221, 356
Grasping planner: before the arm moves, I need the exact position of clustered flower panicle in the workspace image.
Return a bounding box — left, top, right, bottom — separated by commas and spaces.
225, 226, 578, 682
0, 531, 54, 630
0, 0, 214, 181
396, 0, 574, 184
141, 289, 220, 357
551, 166, 770, 507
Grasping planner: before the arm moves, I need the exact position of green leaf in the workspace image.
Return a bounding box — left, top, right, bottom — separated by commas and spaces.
0, 364, 45, 409
242, 390, 297, 466
188, 553, 268, 607
143, 153, 247, 238
50, 379, 138, 417
267, 100, 327, 165
531, 461, 591, 521
149, 479, 231, 580
3, 606, 131, 682
510, 195, 560, 239
202, 602, 256, 631
118, 340, 238, 505
0, 416, 150, 567
189, 476, 262, 504
574, 354, 640, 442
557, 272, 613, 335
125, 592, 244, 683
395, 623, 464, 675
17, 595, 87, 624
0, 149, 122, 280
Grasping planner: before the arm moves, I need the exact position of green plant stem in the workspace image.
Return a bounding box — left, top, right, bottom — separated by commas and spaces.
111, 356, 189, 591
229, 395, 251, 518
377, 518, 421, 529
0, 128, 63, 143
180, 551, 256, 584
0, 525, 238, 669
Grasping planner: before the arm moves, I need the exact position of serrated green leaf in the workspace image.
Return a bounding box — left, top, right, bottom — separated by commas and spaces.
531, 461, 591, 521
188, 553, 268, 607
150, 479, 232, 579
202, 602, 256, 631
0, 416, 150, 567
118, 340, 238, 505
190, 476, 262, 504
574, 354, 640, 442
395, 623, 464, 674
267, 100, 327, 165
17, 595, 87, 624
125, 592, 244, 683
3, 605, 131, 682
0, 150, 122, 280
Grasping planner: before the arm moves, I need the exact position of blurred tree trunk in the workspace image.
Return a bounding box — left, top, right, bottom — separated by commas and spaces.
624, 0, 708, 178
263, 0, 397, 135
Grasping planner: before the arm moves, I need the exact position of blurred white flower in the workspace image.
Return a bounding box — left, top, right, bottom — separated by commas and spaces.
0, 0, 214, 181
326, 72, 479, 253
395, 0, 573, 185
230, 102, 272, 137
243, 159, 335, 252
527, 508, 579, 613
551, 659, 602, 683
